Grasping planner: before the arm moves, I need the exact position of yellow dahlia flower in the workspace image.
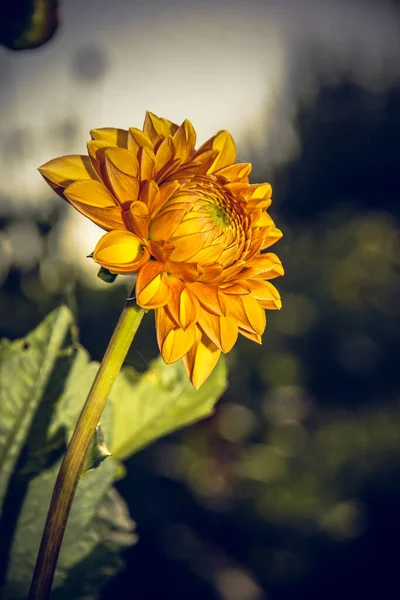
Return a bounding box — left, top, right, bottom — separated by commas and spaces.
39, 113, 283, 388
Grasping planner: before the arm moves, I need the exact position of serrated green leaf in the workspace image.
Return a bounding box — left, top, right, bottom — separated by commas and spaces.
110, 356, 228, 461
0, 306, 73, 512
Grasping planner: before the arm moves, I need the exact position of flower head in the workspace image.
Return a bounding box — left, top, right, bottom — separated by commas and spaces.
39, 113, 283, 388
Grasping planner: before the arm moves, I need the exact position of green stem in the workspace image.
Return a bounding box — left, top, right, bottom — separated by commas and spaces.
29, 297, 144, 600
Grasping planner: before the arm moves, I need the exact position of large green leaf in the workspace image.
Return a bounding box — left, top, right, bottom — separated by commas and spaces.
110, 356, 228, 460
0, 308, 136, 599
0, 306, 73, 512
0, 307, 228, 599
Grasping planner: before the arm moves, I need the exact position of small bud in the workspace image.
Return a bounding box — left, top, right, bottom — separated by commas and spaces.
97, 266, 118, 283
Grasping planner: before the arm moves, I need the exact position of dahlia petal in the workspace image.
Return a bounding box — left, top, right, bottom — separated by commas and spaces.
247, 279, 281, 302
183, 330, 221, 389
188, 282, 222, 315
139, 147, 156, 182
105, 147, 140, 203
238, 253, 284, 280
172, 215, 213, 237
90, 128, 129, 148
166, 261, 199, 282
155, 136, 175, 172
241, 295, 266, 334
210, 261, 246, 283
197, 308, 221, 349
189, 244, 224, 265
149, 208, 187, 241
39, 155, 98, 189
218, 292, 253, 332
86, 140, 112, 183
248, 183, 272, 200
128, 128, 153, 154
208, 131, 236, 173
172, 120, 196, 163
260, 298, 282, 310
156, 157, 182, 182
136, 262, 170, 309
239, 328, 262, 344
214, 162, 251, 183
179, 288, 200, 329
219, 315, 238, 353
261, 227, 283, 249
64, 179, 118, 209
70, 204, 124, 231
255, 212, 275, 228
220, 282, 250, 295
128, 201, 149, 239
155, 306, 175, 352
87, 139, 110, 163
162, 325, 196, 363
165, 276, 184, 324
144, 112, 179, 142
198, 263, 224, 282
169, 232, 212, 262
93, 230, 149, 273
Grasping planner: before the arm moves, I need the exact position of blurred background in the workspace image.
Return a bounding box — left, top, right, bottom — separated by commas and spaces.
1, 0, 400, 598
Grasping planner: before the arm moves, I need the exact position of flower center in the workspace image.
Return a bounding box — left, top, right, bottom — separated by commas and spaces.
206, 201, 232, 229
150, 177, 248, 267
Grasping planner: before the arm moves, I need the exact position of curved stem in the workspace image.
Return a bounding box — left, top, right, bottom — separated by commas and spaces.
29, 298, 144, 600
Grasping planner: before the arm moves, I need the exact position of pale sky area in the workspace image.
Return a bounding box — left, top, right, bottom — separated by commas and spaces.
0, 0, 399, 283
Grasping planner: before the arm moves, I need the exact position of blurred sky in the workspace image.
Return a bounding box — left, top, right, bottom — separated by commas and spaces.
0, 0, 399, 277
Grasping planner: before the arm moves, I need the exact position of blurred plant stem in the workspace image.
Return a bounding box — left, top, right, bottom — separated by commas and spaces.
28, 295, 145, 600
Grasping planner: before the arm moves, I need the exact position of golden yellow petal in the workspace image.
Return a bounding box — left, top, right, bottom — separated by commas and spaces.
208, 130, 236, 173
238, 253, 284, 280
239, 328, 262, 344
155, 306, 175, 352
241, 295, 266, 334
90, 128, 129, 148
198, 263, 224, 282
190, 244, 224, 265
105, 147, 140, 203
248, 183, 272, 200
155, 136, 175, 173
144, 111, 179, 143
136, 262, 170, 309
169, 231, 211, 262
162, 325, 196, 363
165, 276, 184, 325
128, 201, 149, 239
261, 227, 283, 249
149, 208, 187, 242
87, 139, 110, 164
218, 292, 253, 332
197, 308, 221, 349
71, 204, 124, 231
247, 280, 281, 302
38, 155, 98, 188
183, 330, 221, 389
64, 179, 118, 208
147, 180, 180, 216
165, 260, 199, 283
219, 314, 238, 353
93, 230, 149, 273
188, 282, 223, 315
139, 147, 156, 182
128, 127, 154, 154
179, 288, 200, 329
172, 120, 196, 164
214, 162, 251, 183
